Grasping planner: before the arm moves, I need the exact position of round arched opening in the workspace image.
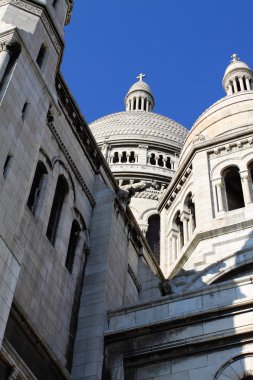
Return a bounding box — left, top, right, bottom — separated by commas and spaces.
146, 214, 160, 263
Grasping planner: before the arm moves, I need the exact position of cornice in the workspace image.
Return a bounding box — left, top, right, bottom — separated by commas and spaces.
0, 0, 63, 53
47, 109, 96, 207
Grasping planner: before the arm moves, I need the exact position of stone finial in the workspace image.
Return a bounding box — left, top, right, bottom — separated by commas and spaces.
231, 53, 240, 63
137, 73, 146, 81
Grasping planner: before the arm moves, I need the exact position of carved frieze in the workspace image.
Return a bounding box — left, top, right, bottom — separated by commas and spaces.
209, 136, 253, 158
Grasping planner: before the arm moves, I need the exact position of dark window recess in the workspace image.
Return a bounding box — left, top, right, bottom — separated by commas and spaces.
52, 0, 58, 7
166, 157, 171, 169
3, 154, 12, 178
121, 151, 127, 163
36, 44, 46, 68
22, 101, 29, 120
146, 214, 160, 263
27, 161, 47, 214
158, 155, 164, 167
175, 211, 184, 247
223, 166, 244, 211
241, 376, 253, 380
150, 153, 156, 165
65, 220, 81, 273
46, 175, 69, 245
0, 358, 12, 379
213, 263, 253, 284
112, 152, 119, 163
129, 151, 135, 163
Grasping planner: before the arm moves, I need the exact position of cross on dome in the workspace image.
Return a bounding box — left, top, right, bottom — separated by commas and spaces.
231, 53, 240, 63
137, 73, 146, 81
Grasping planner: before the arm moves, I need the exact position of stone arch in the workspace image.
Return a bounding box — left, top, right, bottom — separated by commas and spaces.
214, 352, 253, 379
52, 158, 76, 203
210, 157, 243, 180
222, 165, 244, 211
140, 207, 158, 223
184, 248, 253, 291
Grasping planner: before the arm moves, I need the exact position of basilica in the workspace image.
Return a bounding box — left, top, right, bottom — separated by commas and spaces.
1, 1, 253, 380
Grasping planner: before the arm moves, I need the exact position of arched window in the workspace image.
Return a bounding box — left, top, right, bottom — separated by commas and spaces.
121, 151, 127, 163
112, 152, 119, 163
65, 220, 81, 273
150, 153, 156, 165
36, 44, 47, 68
27, 161, 47, 215
46, 175, 69, 245
129, 151, 135, 163
166, 157, 171, 169
223, 166, 244, 211
146, 214, 160, 263
175, 211, 184, 248
158, 155, 164, 167
185, 192, 196, 232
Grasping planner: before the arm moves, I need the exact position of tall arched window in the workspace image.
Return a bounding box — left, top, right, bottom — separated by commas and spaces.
36, 43, 47, 68
150, 153, 156, 165
27, 161, 47, 215
65, 220, 81, 273
129, 151, 135, 163
121, 151, 127, 163
175, 211, 184, 248
146, 214, 160, 263
158, 155, 164, 167
112, 152, 119, 163
223, 166, 244, 211
166, 157, 171, 169
46, 175, 69, 245
185, 192, 196, 232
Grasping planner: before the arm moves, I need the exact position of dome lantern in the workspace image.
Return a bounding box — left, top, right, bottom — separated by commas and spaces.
223, 54, 253, 95
125, 74, 155, 112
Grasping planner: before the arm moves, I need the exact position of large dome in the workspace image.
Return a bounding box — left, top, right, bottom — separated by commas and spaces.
90, 110, 187, 149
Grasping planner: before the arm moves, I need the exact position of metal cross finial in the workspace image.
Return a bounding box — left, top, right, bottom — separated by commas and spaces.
137, 73, 146, 81
231, 53, 240, 63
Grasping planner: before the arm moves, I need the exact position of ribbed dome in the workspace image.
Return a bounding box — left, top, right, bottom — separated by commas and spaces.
127, 80, 153, 96
179, 91, 253, 164
224, 60, 250, 78
90, 111, 187, 148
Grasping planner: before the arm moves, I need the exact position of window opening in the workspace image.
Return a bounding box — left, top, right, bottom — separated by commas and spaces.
146, 214, 160, 263
65, 220, 81, 273
22, 101, 29, 120
175, 212, 184, 248
223, 166, 244, 211
231, 82, 235, 93
3, 154, 12, 178
46, 175, 69, 245
129, 151, 135, 163
36, 44, 46, 68
27, 161, 47, 214
166, 157, 171, 168
150, 153, 156, 165
236, 77, 241, 91
243, 76, 247, 90
133, 98, 136, 110
112, 152, 119, 163
121, 151, 127, 163
158, 155, 164, 167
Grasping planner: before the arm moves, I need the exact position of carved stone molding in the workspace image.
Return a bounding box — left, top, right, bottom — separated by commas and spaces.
164, 164, 192, 211
0, 0, 62, 53
128, 264, 141, 291
47, 109, 95, 207
209, 136, 253, 159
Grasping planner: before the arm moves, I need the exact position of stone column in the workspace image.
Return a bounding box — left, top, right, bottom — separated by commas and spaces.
215, 180, 225, 212
182, 213, 189, 245
246, 77, 251, 91
227, 83, 233, 95
141, 97, 145, 110
171, 234, 177, 261
240, 170, 253, 205
239, 76, 244, 91
146, 100, 149, 111
0, 43, 11, 84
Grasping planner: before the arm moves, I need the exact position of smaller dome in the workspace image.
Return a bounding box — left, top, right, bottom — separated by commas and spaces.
223, 54, 250, 78
125, 74, 155, 112
127, 80, 153, 97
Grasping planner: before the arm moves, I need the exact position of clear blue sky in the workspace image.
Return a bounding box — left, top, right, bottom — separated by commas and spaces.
61, 0, 253, 130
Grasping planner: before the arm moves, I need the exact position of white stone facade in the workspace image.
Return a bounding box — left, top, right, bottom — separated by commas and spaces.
1, 1, 253, 380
